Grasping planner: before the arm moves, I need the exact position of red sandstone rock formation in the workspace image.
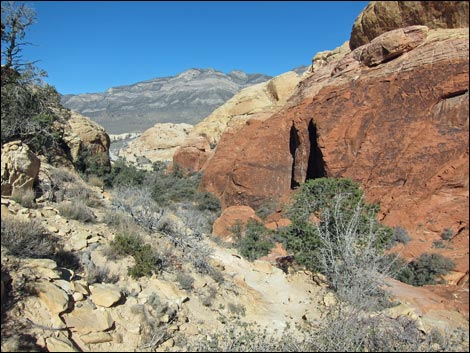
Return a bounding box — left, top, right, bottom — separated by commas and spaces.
200, 28, 469, 278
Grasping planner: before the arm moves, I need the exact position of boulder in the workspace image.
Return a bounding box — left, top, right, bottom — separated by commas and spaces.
34, 280, 70, 314
200, 28, 469, 273
90, 283, 122, 307
118, 123, 193, 168
62, 111, 110, 171
350, 1, 469, 50
63, 304, 114, 334
212, 206, 262, 242
358, 25, 429, 66
1, 141, 40, 196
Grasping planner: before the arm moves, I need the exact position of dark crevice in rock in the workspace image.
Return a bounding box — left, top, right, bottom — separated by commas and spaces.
306, 120, 326, 181
440, 89, 468, 100
289, 124, 300, 189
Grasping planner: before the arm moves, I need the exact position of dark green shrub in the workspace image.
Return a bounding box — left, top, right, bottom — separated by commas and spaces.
280, 178, 393, 273
236, 220, 274, 261
75, 148, 111, 179
441, 228, 454, 241
394, 253, 456, 286
104, 158, 148, 188
110, 233, 162, 279
195, 191, 221, 214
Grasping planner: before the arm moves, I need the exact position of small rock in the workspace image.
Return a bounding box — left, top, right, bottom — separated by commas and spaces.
72, 292, 85, 302
35, 281, 70, 314
90, 283, 122, 307
46, 336, 78, 352
79, 332, 113, 344
63, 306, 114, 334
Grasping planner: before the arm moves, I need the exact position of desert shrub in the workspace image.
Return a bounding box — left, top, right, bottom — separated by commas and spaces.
312, 197, 397, 309
432, 239, 447, 249
227, 303, 246, 317
1, 81, 66, 160
1, 217, 57, 258
103, 208, 134, 228
312, 306, 445, 352
235, 220, 274, 261
394, 252, 456, 286
86, 265, 119, 284
188, 309, 452, 352
110, 233, 162, 279
391, 226, 412, 245
195, 191, 221, 213
56, 201, 96, 223
255, 199, 279, 220
10, 188, 36, 208
280, 178, 393, 274
441, 228, 454, 241
87, 175, 104, 189
111, 186, 164, 232
75, 148, 111, 179
104, 158, 148, 188
176, 272, 194, 291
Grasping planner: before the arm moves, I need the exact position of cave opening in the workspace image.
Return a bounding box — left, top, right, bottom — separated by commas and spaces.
306, 120, 326, 180
289, 125, 300, 189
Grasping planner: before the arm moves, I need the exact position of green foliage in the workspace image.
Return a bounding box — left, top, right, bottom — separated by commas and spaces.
1, 81, 66, 158
110, 233, 162, 279
104, 158, 147, 187
75, 148, 111, 179
280, 178, 393, 273
394, 253, 456, 286
236, 220, 274, 261
195, 191, 221, 212
1, 2, 67, 157
441, 228, 454, 241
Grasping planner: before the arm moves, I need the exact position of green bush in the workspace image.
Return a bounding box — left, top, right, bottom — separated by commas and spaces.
1, 81, 67, 160
75, 148, 111, 179
104, 158, 148, 188
110, 233, 162, 279
280, 178, 393, 273
394, 253, 456, 286
441, 228, 454, 241
236, 220, 274, 261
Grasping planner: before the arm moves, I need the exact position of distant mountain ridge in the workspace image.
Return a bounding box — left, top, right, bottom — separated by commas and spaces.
61, 68, 272, 134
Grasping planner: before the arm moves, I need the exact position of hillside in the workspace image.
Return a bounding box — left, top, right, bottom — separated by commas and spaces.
61, 69, 272, 134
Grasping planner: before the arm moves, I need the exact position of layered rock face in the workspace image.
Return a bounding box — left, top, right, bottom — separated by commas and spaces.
118, 123, 192, 168
200, 28, 469, 274
350, 1, 469, 49
173, 71, 303, 172
1, 141, 40, 196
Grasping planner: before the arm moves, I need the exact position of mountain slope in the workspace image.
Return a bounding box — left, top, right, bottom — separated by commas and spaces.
61, 68, 271, 134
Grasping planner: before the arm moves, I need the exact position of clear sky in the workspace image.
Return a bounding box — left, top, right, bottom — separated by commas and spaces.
16, 1, 369, 95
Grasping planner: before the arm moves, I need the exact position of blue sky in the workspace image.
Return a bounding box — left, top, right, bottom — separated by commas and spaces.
15, 1, 369, 94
